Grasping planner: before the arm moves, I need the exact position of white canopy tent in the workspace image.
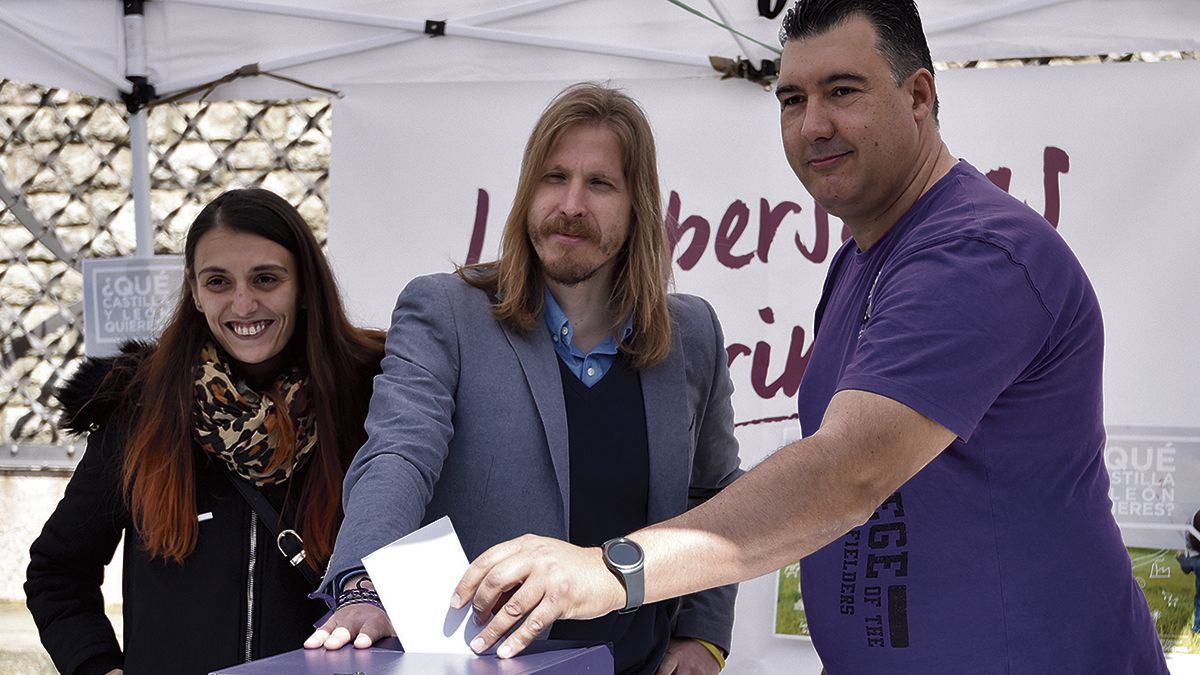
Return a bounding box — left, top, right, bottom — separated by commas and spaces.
4, 1, 1200, 672
5, 0, 1200, 101
4, 0, 1195, 99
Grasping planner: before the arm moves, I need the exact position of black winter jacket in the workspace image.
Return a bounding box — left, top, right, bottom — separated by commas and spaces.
25, 343, 377, 675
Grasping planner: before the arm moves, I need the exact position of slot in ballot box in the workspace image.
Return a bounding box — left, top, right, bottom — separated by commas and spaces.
210, 639, 613, 674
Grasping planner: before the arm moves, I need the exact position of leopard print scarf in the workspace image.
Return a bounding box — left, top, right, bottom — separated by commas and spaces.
192, 342, 318, 485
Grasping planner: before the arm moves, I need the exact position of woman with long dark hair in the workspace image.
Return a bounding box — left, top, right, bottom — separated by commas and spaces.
25, 188, 384, 675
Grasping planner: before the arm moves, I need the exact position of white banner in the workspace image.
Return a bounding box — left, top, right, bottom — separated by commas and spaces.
332, 59, 1200, 444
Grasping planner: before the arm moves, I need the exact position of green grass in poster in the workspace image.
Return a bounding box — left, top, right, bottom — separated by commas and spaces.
1131, 547, 1200, 654
773, 548, 1200, 650
775, 561, 809, 637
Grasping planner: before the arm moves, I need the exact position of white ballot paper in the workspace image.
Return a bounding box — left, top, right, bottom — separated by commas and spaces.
361, 516, 484, 655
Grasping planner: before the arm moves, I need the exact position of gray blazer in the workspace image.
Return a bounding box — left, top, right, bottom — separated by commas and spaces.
328, 272, 743, 651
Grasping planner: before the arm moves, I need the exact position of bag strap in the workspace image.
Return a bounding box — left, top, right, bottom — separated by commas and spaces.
221, 469, 323, 587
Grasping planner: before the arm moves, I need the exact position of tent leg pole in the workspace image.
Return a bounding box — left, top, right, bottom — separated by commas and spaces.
130, 109, 153, 258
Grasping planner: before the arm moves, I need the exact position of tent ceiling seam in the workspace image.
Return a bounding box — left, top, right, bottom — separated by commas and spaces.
154, 0, 595, 100
164, 0, 709, 68
705, 0, 756, 61
0, 7, 133, 93
925, 0, 1075, 35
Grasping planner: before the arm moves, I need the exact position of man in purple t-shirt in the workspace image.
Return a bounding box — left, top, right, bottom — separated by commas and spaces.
795, 161, 1159, 671
450, 1, 1166, 672
779, 2, 1162, 670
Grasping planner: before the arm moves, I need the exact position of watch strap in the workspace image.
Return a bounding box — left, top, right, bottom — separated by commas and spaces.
619, 560, 644, 614
602, 537, 645, 614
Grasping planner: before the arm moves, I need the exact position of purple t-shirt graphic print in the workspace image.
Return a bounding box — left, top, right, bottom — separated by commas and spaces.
795, 162, 1166, 674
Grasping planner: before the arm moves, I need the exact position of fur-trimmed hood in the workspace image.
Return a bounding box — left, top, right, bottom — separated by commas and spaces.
56, 341, 155, 434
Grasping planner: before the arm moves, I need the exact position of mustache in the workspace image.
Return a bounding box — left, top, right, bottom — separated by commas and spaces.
537, 215, 598, 241
803, 142, 851, 164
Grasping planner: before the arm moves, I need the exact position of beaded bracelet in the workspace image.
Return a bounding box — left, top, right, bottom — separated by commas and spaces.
335, 577, 383, 610
336, 588, 383, 609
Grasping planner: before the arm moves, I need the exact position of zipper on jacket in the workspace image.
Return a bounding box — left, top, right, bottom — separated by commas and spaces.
244, 512, 258, 662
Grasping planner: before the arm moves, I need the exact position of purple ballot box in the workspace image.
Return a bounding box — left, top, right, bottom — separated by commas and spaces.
210, 640, 613, 674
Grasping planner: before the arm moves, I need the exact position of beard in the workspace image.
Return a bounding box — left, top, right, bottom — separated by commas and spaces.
529, 215, 620, 287
543, 258, 602, 287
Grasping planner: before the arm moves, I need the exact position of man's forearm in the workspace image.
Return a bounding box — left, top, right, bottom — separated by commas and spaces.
633, 432, 873, 605
633, 389, 955, 605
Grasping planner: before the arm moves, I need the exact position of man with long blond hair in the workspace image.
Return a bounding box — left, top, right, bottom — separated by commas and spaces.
306, 83, 743, 675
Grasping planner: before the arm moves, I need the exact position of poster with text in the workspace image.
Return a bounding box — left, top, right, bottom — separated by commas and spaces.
82, 256, 184, 357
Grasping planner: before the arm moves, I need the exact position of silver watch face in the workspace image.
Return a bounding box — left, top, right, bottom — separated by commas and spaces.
606, 540, 642, 568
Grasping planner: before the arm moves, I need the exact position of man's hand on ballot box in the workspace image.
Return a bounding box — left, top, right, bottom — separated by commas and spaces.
451, 534, 625, 658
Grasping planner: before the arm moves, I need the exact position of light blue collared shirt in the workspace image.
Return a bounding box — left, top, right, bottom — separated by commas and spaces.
543, 288, 634, 388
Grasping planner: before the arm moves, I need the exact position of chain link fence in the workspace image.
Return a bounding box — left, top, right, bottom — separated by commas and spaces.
1, 79, 331, 469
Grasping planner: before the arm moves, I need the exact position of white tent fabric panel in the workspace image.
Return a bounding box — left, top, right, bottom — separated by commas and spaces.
2, 0, 1199, 104
0, 2, 129, 97
923, 0, 1200, 60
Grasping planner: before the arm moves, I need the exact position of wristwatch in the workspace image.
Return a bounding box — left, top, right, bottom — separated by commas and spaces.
601, 537, 645, 614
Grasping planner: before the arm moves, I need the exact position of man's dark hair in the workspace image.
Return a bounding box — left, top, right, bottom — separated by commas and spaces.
780, 0, 938, 117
